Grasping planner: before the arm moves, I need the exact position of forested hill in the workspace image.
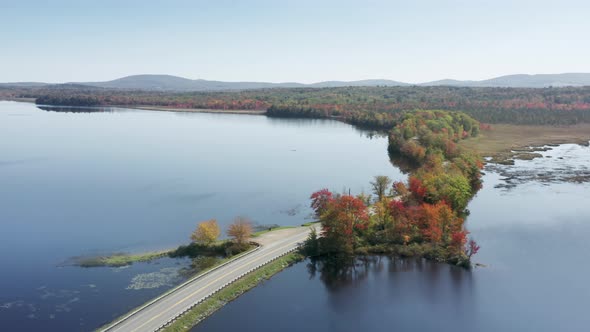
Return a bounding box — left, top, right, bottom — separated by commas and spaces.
3, 85, 590, 127
422, 73, 590, 88
4, 73, 590, 90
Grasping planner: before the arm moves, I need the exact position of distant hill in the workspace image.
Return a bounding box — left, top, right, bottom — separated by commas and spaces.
2, 73, 590, 91
0, 82, 48, 88
420, 79, 478, 86
76, 75, 300, 91
309, 79, 408, 88
476, 73, 590, 88
73, 75, 407, 91
421, 73, 590, 88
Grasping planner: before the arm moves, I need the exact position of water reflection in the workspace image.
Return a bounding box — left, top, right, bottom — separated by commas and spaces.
388, 151, 418, 174
306, 256, 377, 292
37, 105, 115, 113
308, 256, 474, 299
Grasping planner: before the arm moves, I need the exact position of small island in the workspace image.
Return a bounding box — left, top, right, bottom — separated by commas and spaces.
302, 110, 482, 267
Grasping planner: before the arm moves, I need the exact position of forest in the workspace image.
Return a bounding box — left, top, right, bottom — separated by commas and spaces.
3, 85, 590, 127
303, 110, 483, 267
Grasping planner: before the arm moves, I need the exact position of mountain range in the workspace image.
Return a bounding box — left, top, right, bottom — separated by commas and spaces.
2, 73, 590, 91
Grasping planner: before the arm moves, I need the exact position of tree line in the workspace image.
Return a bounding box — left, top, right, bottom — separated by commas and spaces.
3, 84, 590, 126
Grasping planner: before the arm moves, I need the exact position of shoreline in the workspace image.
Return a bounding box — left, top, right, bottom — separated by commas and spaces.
116, 105, 266, 115
0, 97, 36, 103
1, 99, 266, 114
70, 250, 173, 267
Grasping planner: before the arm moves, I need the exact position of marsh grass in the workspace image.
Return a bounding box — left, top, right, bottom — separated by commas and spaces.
460, 124, 590, 164
76, 250, 171, 267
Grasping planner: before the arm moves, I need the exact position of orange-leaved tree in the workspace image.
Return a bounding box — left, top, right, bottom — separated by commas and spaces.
227, 216, 253, 247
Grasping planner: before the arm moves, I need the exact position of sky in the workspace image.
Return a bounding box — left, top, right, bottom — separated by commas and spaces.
1, 0, 590, 83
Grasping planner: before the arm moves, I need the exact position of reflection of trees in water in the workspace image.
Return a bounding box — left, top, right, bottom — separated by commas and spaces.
356, 130, 388, 140
388, 257, 475, 307
309, 256, 475, 309
388, 151, 418, 174
306, 255, 384, 293
38, 106, 114, 113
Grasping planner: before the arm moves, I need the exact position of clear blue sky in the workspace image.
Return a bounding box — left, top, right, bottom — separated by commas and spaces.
1, 0, 589, 83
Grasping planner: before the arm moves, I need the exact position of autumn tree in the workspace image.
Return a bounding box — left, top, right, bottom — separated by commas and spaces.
310, 189, 334, 218
191, 219, 221, 245
227, 216, 253, 247
315, 192, 369, 255
465, 239, 480, 259
371, 197, 393, 231
392, 181, 409, 197
370, 175, 392, 202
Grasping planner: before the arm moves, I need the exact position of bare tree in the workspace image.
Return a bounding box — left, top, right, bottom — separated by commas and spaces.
227, 216, 253, 246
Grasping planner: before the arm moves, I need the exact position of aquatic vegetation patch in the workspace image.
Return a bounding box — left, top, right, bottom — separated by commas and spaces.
68, 250, 171, 268
126, 267, 182, 290
487, 143, 590, 190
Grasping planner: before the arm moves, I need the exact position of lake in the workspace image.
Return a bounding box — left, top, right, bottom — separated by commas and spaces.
0, 101, 400, 331
2, 101, 589, 331
193, 143, 590, 332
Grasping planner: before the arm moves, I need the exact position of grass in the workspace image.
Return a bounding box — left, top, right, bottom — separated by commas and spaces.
460, 123, 590, 164
79, 237, 260, 268
251, 226, 295, 237
162, 252, 304, 332
186, 244, 257, 275
354, 243, 471, 268
76, 250, 171, 267
301, 221, 319, 227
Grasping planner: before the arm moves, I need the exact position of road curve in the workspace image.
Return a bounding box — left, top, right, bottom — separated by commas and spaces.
103, 226, 314, 332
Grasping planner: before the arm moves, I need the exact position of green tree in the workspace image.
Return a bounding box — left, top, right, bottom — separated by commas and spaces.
370, 175, 392, 202
302, 227, 320, 256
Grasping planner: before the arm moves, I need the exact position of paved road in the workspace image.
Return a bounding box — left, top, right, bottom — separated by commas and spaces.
103, 226, 314, 332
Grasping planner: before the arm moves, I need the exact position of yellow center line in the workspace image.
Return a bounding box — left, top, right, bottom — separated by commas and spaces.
129, 232, 307, 332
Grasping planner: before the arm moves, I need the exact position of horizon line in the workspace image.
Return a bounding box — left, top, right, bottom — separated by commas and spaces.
4, 72, 590, 85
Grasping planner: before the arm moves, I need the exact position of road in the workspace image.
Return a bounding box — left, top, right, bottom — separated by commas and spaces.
103, 226, 315, 332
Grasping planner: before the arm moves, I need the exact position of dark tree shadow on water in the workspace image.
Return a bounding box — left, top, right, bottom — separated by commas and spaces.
310, 255, 476, 298
306, 255, 384, 293
38, 106, 114, 113
388, 151, 419, 174
387, 256, 476, 308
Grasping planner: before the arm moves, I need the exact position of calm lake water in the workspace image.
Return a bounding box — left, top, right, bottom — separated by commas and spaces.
0, 101, 400, 331
192, 143, 590, 332
2, 101, 589, 331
